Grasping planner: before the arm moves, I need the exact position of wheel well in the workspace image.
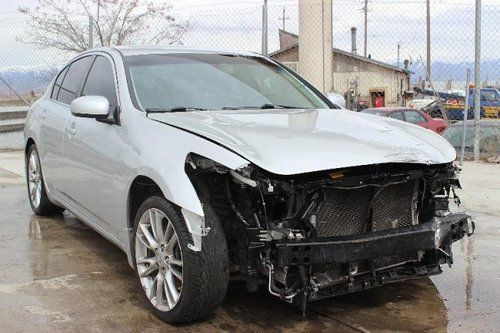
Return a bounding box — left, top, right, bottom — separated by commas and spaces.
128, 176, 163, 230
25, 138, 35, 156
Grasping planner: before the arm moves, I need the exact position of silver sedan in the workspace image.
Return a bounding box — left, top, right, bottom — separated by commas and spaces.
24, 46, 473, 323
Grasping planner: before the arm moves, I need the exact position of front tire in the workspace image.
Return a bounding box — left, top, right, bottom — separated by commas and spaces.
132, 196, 229, 324
26, 144, 64, 216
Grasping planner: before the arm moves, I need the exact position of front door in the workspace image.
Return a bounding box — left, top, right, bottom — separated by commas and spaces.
61, 55, 125, 238
403, 110, 428, 129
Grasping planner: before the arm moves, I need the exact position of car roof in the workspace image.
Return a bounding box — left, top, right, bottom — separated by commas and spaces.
91, 45, 261, 57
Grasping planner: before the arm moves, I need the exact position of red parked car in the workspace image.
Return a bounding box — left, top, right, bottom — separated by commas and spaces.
361, 107, 448, 134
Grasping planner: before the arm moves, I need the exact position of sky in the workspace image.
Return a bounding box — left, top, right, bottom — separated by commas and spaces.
0, 0, 498, 72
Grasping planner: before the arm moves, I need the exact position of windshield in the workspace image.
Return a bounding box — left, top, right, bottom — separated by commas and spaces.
124, 53, 330, 111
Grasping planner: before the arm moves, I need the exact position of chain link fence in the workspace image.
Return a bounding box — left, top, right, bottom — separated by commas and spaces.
0, 9, 68, 150
0, 0, 498, 161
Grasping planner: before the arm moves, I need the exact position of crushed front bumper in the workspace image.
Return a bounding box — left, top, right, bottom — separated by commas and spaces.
275, 213, 474, 267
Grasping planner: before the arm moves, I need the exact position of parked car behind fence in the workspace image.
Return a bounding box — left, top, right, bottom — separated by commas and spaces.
442, 119, 500, 160
361, 107, 448, 134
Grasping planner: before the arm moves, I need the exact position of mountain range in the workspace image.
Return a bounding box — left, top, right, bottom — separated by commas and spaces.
408, 59, 499, 84
0, 65, 59, 96
0, 59, 498, 96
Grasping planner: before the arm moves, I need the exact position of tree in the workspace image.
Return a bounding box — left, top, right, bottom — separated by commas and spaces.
19, 0, 189, 53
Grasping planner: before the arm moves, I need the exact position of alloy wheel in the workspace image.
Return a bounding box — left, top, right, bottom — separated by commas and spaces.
27, 150, 42, 209
135, 208, 184, 312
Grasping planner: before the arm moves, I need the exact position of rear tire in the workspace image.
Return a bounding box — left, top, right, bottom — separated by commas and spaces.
26, 144, 64, 216
132, 196, 229, 324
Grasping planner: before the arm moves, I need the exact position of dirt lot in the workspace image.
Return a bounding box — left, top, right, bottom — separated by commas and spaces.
0, 151, 498, 332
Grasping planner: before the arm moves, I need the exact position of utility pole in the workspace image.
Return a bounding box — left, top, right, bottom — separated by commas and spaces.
363, 0, 368, 57
262, 0, 268, 55
397, 42, 401, 68
88, 14, 94, 49
473, 0, 481, 161
426, 0, 431, 82
279, 6, 290, 31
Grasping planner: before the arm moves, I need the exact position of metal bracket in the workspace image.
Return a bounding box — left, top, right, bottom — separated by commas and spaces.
182, 208, 209, 252
192, 225, 211, 237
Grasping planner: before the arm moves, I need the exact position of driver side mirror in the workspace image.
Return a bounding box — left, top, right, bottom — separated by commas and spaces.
70, 95, 109, 119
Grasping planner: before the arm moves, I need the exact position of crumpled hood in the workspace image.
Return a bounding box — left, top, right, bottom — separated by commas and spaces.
148, 109, 456, 175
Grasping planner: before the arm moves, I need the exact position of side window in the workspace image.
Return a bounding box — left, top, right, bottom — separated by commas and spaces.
82, 56, 118, 113
415, 111, 427, 122
51, 66, 69, 100
57, 56, 93, 105
405, 110, 425, 124
391, 111, 404, 120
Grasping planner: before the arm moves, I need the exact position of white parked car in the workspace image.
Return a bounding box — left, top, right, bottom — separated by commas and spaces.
447, 89, 466, 97
408, 98, 434, 110
24, 47, 474, 323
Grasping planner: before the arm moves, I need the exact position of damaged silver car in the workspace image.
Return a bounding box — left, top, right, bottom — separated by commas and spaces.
24, 47, 474, 323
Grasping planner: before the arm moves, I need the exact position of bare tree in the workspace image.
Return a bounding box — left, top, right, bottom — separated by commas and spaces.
19, 0, 189, 53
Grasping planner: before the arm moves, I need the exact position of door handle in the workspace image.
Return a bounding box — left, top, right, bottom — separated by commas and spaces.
65, 122, 77, 135
66, 127, 76, 135
40, 109, 47, 119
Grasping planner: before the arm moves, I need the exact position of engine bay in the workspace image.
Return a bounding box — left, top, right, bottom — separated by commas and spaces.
185, 154, 474, 312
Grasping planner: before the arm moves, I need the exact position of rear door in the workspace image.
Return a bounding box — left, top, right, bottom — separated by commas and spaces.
38, 56, 93, 192
61, 54, 124, 237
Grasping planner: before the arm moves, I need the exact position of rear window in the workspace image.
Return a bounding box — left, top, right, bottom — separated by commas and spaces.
56, 56, 93, 104
51, 66, 68, 100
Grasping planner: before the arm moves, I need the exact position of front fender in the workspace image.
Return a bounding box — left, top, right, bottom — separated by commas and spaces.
124, 111, 250, 252
130, 150, 248, 252
133, 151, 247, 216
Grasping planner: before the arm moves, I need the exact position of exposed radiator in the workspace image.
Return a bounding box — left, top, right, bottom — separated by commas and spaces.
372, 181, 418, 231
313, 180, 420, 269
314, 187, 371, 237
314, 181, 418, 238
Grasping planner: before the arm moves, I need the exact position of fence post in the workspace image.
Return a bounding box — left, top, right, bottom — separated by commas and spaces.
460, 68, 471, 166
363, 0, 368, 57
426, 0, 431, 82
473, 0, 481, 161
261, 0, 268, 55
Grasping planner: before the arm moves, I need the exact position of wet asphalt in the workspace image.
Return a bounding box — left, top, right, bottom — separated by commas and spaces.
0, 163, 498, 332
